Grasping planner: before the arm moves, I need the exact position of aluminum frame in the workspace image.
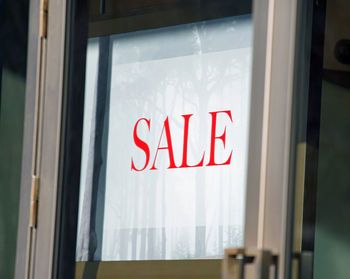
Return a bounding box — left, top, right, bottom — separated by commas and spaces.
244, 0, 299, 278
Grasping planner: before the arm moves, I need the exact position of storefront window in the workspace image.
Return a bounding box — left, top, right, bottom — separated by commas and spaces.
76, 15, 252, 261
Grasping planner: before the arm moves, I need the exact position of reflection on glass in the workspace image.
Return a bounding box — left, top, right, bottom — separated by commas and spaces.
313, 80, 350, 279
76, 15, 252, 261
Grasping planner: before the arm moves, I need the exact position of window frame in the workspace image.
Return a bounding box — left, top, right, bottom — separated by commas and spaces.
15, 0, 302, 278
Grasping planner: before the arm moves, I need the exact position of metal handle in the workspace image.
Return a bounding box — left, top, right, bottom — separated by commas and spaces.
223, 248, 278, 279
293, 251, 313, 279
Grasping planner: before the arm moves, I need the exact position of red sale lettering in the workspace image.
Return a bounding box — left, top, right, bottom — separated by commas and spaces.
179, 114, 205, 168
207, 110, 233, 166
150, 117, 177, 170
131, 118, 151, 171
131, 110, 233, 171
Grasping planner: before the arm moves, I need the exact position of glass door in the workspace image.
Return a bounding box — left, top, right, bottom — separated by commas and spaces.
17, 0, 302, 278
289, 0, 350, 278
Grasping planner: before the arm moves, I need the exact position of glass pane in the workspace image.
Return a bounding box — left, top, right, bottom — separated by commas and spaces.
76, 14, 252, 262
313, 0, 350, 276
0, 0, 29, 278
289, 0, 350, 277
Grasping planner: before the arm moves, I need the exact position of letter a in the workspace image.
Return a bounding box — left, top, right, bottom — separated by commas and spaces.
150, 117, 177, 170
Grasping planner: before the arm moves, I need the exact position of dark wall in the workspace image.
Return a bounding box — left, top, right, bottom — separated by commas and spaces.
0, 0, 29, 278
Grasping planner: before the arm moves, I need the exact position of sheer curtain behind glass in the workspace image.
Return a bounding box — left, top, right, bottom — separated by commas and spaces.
77, 15, 253, 261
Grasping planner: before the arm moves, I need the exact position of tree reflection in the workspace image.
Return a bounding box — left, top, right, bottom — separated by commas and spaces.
76, 15, 251, 261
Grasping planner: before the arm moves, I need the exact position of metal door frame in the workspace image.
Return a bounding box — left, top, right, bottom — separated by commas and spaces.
244, 0, 300, 277
15, 0, 87, 278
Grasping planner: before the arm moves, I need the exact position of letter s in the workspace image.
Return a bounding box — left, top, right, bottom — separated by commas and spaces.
131, 118, 151, 171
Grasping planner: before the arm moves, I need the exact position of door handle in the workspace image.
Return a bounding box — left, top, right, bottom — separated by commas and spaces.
293, 251, 313, 279
223, 248, 278, 279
